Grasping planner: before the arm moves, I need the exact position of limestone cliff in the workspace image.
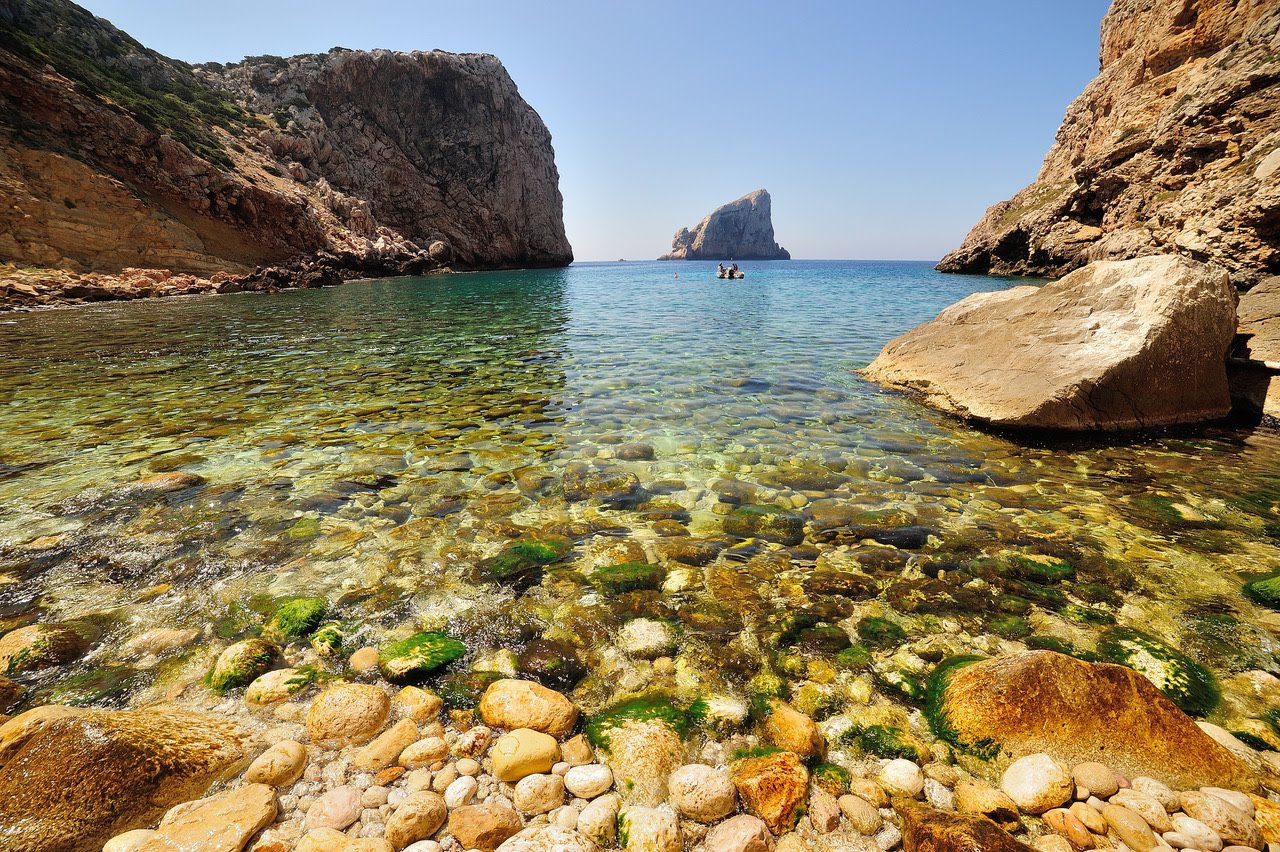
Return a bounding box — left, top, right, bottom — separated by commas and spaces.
0, 0, 570, 306
659, 189, 790, 261
937, 0, 1279, 288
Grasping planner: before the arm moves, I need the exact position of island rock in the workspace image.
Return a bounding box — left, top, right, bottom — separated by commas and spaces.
659, 190, 790, 261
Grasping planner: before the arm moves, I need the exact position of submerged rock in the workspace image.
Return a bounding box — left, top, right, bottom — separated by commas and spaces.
927, 651, 1255, 791
0, 705, 251, 852
1097, 626, 1220, 716
133, 783, 276, 852
207, 638, 278, 694
0, 623, 87, 675
723, 505, 804, 546
586, 697, 687, 806
378, 632, 466, 684
863, 256, 1238, 431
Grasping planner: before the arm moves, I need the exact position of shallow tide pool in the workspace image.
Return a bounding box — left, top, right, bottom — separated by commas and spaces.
1, 260, 1279, 731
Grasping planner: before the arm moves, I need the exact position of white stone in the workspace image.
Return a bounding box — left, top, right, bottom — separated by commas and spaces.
667, 764, 737, 822
702, 814, 775, 852
496, 824, 597, 852
618, 805, 681, 852
878, 759, 924, 798
1000, 753, 1073, 814
578, 793, 620, 846
618, 619, 677, 659
444, 775, 478, 809
1169, 815, 1224, 852
564, 764, 613, 800
514, 773, 565, 815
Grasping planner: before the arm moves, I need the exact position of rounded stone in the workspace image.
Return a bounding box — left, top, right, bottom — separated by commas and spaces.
618, 805, 681, 852
246, 668, 312, 706
1071, 762, 1119, 798
1169, 814, 1224, 852
490, 728, 559, 782
564, 764, 613, 800
838, 794, 882, 835
104, 829, 157, 852
879, 759, 924, 798
444, 775, 478, 809
305, 786, 362, 831
1000, 753, 1072, 814
1103, 803, 1158, 851
448, 803, 523, 851
477, 679, 579, 738
578, 794, 620, 846
246, 740, 308, 786
703, 814, 775, 852
1132, 776, 1179, 812
385, 791, 447, 850
1111, 788, 1173, 833
495, 824, 596, 852
618, 619, 677, 659
398, 736, 448, 769
514, 773, 565, 815
667, 764, 736, 822
308, 683, 390, 746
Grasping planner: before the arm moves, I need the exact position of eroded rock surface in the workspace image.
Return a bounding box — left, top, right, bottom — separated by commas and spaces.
659, 190, 790, 261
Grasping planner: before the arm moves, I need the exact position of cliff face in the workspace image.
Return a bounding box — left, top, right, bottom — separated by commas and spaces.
0, 0, 570, 287
659, 189, 791, 261
937, 0, 1280, 288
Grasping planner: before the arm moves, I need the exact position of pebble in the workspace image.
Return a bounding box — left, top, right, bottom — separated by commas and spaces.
1112, 788, 1173, 833
838, 794, 883, 835
455, 758, 480, 776
1033, 836, 1073, 852
809, 787, 842, 833
361, 787, 389, 808
1179, 792, 1264, 850
246, 740, 309, 786
394, 686, 443, 725
851, 778, 889, 808
399, 736, 448, 769
384, 791, 447, 850
619, 805, 682, 852
1072, 762, 1119, 798
1168, 814, 1223, 851
103, 829, 157, 852
349, 647, 379, 672
560, 735, 594, 767
702, 814, 773, 852
305, 786, 362, 831
1070, 801, 1107, 834
1001, 753, 1073, 814
431, 766, 458, 793
553, 805, 579, 830
874, 823, 902, 851
1103, 803, 1159, 852
668, 764, 737, 823
618, 619, 678, 659
307, 684, 390, 746
490, 728, 559, 782
923, 778, 955, 811
1133, 777, 1180, 813
564, 764, 613, 800
578, 793, 620, 846
1044, 808, 1093, 850
444, 776, 478, 809
1201, 788, 1253, 817
513, 773, 564, 815
879, 759, 924, 798
403, 842, 442, 852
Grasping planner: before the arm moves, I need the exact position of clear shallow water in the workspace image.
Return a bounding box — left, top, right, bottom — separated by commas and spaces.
1, 260, 1279, 725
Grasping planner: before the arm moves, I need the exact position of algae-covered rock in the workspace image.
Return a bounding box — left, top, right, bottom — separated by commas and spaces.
440, 670, 506, 709
207, 638, 278, 694
0, 623, 88, 675
245, 667, 315, 706
811, 762, 851, 796
586, 696, 688, 805
844, 723, 930, 762
1096, 627, 1220, 716
591, 562, 666, 595
856, 616, 906, 649
517, 638, 587, 691
266, 597, 329, 640
1009, 554, 1075, 584
378, 632, 466, 684
0, 705, 251, 852
723, 505, 804, 546
1245, 572, 1280, 608
310, 623, 344, 657
619, 618, 678, 659
927, 650, 1254, 791
479, 537, 572, 583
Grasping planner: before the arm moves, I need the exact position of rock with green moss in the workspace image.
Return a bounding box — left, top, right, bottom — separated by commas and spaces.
723, 505, 805, 546
843, 723, 929, 761
591, 562, 665, 595
207, 638, 278, 694
438, 670, 505, 709
989, 615, 1031, 640
811, 762, 851, 796
1096, 627, 1220, 716
286, 516, 321, 540
517, 638, 587, 690
586, 696, 688, 805
479, 537, 572, 582
1010, 554, 1075, 584
856, 616, 906, 649
1245, 572, 1280, 608
266, 597, 328, 640
834, 644, 872, 671
1062, 604, 1116, 626
40, 665, 141, 707
378, 631, 466, 684
245, 667, 315, 705
874, 667, 927, 704
923, 655, 993, 757
687, 695, 749, 735
0, 623, 88, 676
310, 623, 344, 657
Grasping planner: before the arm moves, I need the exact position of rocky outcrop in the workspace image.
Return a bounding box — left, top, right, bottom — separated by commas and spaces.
937, 1, 1279, 288
0, 0, 570, 311
0, 704, 252, 852
659, 190, 790, 261
862, 255, 1238, 431
928, 651, 1257, 792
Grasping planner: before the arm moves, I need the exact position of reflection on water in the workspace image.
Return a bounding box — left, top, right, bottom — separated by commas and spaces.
0, 261, 1278, 724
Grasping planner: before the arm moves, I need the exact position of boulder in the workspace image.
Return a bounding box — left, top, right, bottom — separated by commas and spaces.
730, 750, 809, 834
0, 623, 87, 674
477, 679, 579, 737
667, 764, 736, 822
134, 784, 277, 852
762, 700, 823, 757
0, 705, 251, 852
659, 190, 790, 261
928, 651, 1255, 790
896, 800, 1035, 852
307, 682, 390, 745
448, 803, 523, 851
588, 705, 685, 806
863, 256, 1238, 431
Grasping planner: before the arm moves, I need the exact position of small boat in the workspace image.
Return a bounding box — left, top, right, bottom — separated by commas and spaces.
716, 268, 745, 279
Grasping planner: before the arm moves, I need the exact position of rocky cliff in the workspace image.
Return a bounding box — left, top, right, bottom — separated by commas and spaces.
937, 0, 1279, 288
659, 189, 790, 261
0, 0, 570, 309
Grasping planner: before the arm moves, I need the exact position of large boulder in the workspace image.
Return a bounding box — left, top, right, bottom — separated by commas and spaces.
863, 256, 1238, 431
0, 705, 252, 852
896, 800, 1035, 852
928, 651, 1256, 791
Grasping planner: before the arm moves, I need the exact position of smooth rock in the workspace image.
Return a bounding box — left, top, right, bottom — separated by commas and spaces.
1043, 808, 1094, 850
1002, 755, 1079, 815
1169, 814, 1224, 851
896, 799, 1036, 851
121, 628, 199, 659
246, 668, 312, 705
0, 623, 87, 675
353, 719, 418, 772
247, 740, 308, 786
880, 758, 925, 798
702, 814, 776, 852
477, 679, 578, 737
306, 786, 362, 831
578, 793, 620, 846
384, 791, 446, 850
513, 773, 564, 815
1033, 836, 1073, 852
618, 619, 677, 659
564, 764, 613, 800
308, 683, 391, 746
1111, 788, 1173, 832
618, 805, 681, 852
560, 734, 594, 767
667, 763, 736, 822
135, 784, 277, 852
594, 717, 682, 806
496, 825, 598, 852
809, 786, 842, 832
1103, 803, 1159, 851
443, 775, 478, 809
762, 700, 822, 757
1072, 762, 1120, 798
448, 804, 523, 852
490, 728, 559, 782
1132, 776, 1180, 812
930, 652, 1256, 791
393, 687, 442, 725
1070, 801, 1106, 834
954, 782, 1022, 832
864, 256, 1238, 430
839, 794, 883, 834
104, 829, 157, 852
1201, 788, 1253, 817
1180, 791, 1264, 850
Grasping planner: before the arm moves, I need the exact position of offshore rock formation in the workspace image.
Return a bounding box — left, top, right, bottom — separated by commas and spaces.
863, 256, 1238, 431
0, 0, 570, 310
937, 0, 1279, 288
659, 189, 790, 261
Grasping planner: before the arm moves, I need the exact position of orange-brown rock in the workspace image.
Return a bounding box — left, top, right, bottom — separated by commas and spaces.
897, 800, 1035, 852
931, 651, 1256, 791
730, 750, 810, 835
938, 1, 1280, 289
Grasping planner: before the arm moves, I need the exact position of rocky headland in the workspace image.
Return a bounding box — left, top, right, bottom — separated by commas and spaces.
659, 190, 791, 261
0, 0, 571, 313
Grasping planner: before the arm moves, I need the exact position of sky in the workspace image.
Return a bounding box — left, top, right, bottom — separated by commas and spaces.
84, 0, 1113, 262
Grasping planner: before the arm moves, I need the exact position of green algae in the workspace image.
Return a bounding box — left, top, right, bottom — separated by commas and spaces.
585, 694, 690, 750
378, 631, 466, 684
591, 562, 665, 595
834, 644, 872, 671
842, 723, 928, 761
989, 615, 1031, 639
310, 623, 344, 656
723, 504, 805, 545
856, 616, 906, 649
207, 638, 277, 694
811, 762, 851, 795
267, 597, 328, 640
924, 655, 998, 760
439, 670, 505, 709
1010, 555, 1075, 584
730, 744, 785, 761
1097, 627, 1220, 716
1245, 572, 1280, 608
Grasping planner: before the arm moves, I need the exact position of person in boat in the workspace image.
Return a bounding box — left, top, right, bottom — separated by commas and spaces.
731, 263, 739, 277
717, 263, 726, 277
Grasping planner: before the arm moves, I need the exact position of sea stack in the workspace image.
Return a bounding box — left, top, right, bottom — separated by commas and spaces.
659, 189, 790, 261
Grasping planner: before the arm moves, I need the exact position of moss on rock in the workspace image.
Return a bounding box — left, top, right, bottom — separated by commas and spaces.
856, 616, 906, 649
585, 694, 690, 750
207, 638, 277, 694
1245, 572, 1280, 608
310, 623, 344, 657
267, 597, 328, 640
1097, 627, 1220, 717
378, 631, 466, 684
591, 562, 665, 595
723, 504, 805, 546
923, 655, 997, 759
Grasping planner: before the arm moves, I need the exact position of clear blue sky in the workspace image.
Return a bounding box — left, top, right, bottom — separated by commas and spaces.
85, 0, 1112, 261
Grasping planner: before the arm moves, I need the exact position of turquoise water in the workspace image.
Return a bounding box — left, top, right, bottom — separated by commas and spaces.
1, 260, 1279, 727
